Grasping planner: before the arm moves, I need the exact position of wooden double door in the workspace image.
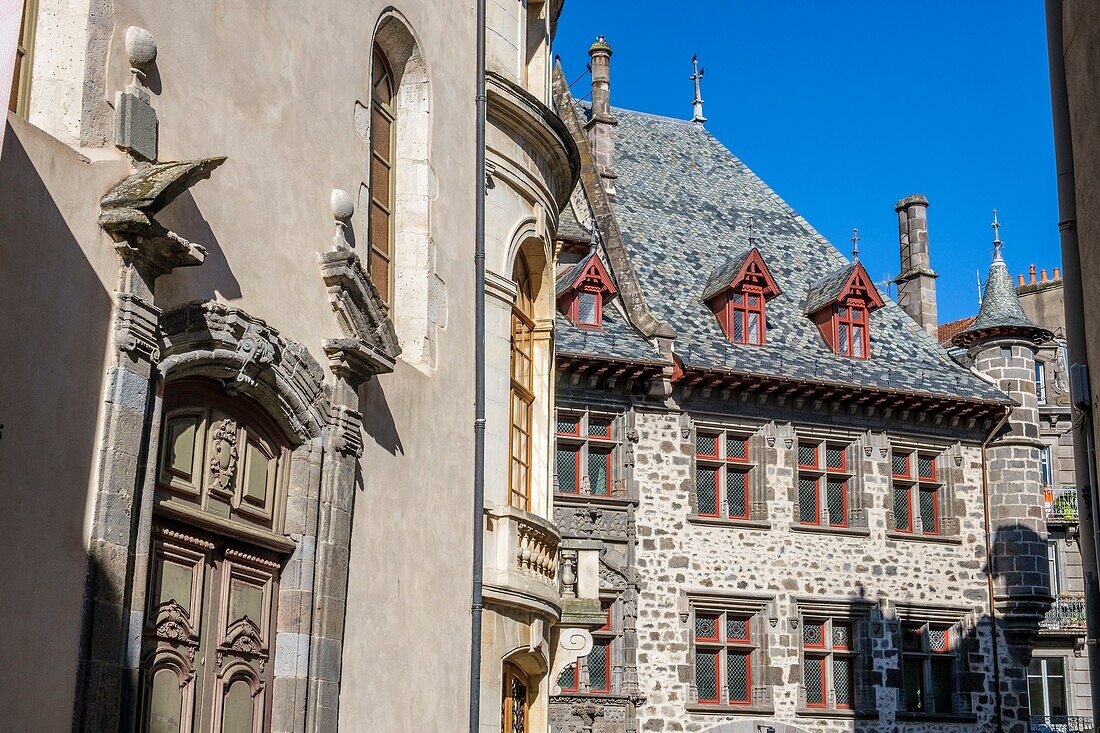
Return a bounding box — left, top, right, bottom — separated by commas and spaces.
142, 521, 279, 733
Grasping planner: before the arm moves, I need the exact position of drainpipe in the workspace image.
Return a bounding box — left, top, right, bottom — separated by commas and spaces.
1046, 0, 1100, 707
982, 407, 1011, 733
469, 0, 487, 729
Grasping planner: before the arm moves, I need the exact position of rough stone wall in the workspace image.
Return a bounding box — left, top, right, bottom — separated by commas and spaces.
630, 407, 1003, 732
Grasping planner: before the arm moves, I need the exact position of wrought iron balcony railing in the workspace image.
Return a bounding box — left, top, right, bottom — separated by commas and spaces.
1040, 594, 1087, 632
1030, 715, 1094, 733
1044, 486, 1079, 521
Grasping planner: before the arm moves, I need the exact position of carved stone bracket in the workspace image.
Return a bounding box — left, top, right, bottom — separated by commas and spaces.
318, 248, 400, 383
115, 292, 162, 361
329, 404, 365, 459
554, 504, 630, 541
549, 628, 593, 695
100, 157, 226, 278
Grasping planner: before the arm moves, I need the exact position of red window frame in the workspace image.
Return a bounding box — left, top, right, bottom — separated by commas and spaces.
557, 445, 581, 495
825, 445, 847, 473
929, 627, 951, 654
558, 660, 581, 692
725, 468, 751, 521
588, 418, 612, 440
587, 447, 613, 497
798, 442, 820, 470
727, 436, 750, 463
803, 621, 826, 650
726, 616, 752, 645
695, 651, 721, 704
695, 613, 721, 643
892, 452, 912, 479
727, 649, 754, 705
826, 478, 848, 528
833, 301, 870, 359
918, 454, 936, 481
893, 485, 913, 533
557, 415, 581, 437
920, 486, 940, 536
804, 655, 828, 708
696, 466, 721, 519
587, 639, 613, 693
572, 286, 603, 329
720, 289, 767, 345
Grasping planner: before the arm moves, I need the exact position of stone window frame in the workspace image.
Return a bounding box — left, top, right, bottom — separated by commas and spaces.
891, 603, 976, 721
554, 407, 626, 499
792, 598, 877, 719
886, 441, 961, 541
9, 0, 37, 117
556, 596, 624, 696
686, 416, 769, 528
790, 429, 869, 535
682, 591, 776, 714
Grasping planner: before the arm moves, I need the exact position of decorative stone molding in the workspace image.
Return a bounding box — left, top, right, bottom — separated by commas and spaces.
329, 404, 365, 459
100, 157, 226, 276
549, 628, 594, 695
159, 301, 330, 442
318, 247, 400, 382
554, 504, 630, 541
115, 292, 162, 361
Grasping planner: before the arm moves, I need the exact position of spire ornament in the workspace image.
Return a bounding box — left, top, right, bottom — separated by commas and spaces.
747, 215, 757, 247
850, 228, 860, 261
991, 208, 1003, 261
690, 54, 706, 123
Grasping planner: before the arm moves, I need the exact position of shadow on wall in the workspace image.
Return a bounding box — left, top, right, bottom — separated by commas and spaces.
360, 378, 403, 458
0, 120, 114, 730
155, 189, 242, 304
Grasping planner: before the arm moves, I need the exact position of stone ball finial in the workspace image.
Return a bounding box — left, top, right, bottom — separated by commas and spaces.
589, 35, 612, 56
331, 188, 354, 220
125, 27, 157, 68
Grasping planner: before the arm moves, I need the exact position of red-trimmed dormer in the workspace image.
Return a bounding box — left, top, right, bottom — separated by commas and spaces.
700, 247, 781, 345
556, 250, 619, 329
804, 261, 885, 359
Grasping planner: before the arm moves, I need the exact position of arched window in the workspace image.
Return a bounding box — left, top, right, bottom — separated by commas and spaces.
141, 379, 291, 733
509, 255, 536, 510
501, 663, 530, 733
369, 46, 396, 306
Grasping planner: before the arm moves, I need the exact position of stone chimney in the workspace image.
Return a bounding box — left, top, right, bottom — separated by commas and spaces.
586, 36, 618, 199
893, 194, 939, 338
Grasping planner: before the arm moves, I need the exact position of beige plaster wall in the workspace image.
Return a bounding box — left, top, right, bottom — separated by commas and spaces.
0, 113, 127, 730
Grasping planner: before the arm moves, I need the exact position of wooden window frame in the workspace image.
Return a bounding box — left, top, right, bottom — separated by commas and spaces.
890, 449, 944, 536
502, 663, 530, 733
800, 617, 857, 711
717, 289, 767, 345
796, 438, 853, 528
692, 608, 759, 707
900, 622, 958, 714
572, 286, 603, 329
368, 46, 396, 307
833, 301, 870, 359
554, 409, 619, 497
9, 0, 38, 116
509, 255, 536, 511
694, 429, 754, 521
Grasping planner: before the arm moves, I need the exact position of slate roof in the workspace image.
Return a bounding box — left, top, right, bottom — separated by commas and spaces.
564, 102, 1008, 404
556, 303, 664, 363
953, 251, 1052, 346
700, 248, 753, 302
556, 249, 597, 297
804, 262, 861, 315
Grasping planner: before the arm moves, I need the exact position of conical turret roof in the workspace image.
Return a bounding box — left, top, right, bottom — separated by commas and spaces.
952, 220, 1051, 348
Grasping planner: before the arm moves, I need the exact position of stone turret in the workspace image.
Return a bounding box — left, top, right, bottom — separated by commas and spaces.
953, 215, 1053, 733
894, 194, 939, 338
585, 36, 617, 199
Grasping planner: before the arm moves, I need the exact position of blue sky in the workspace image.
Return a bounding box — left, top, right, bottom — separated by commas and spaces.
554, 2, 1058, 325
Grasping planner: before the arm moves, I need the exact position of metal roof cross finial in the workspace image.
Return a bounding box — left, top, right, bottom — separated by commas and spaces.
690, 54, 707, 123
850, 228, 860, 261
991, 209, 1003, 261
747, 215, 757, 247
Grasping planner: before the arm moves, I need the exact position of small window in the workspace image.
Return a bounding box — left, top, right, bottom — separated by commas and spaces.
369, 46, 396, 306
801, 617, 859, 711
719, 291, 766, 345
577, 290, 600, 326
834, 302, 870, 358
900, 621, 958, 714
1040, 444, 1054, 487
1035, 360, 1048, 405
891, 449, 944, 536
694, 428, 756, 521
1029, 657, 1068, 719
796, 439, 852, 528
693, 607, 759, 707
555, 409, 620, 497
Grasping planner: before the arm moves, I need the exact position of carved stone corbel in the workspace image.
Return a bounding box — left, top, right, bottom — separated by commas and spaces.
549, 628, 594, 695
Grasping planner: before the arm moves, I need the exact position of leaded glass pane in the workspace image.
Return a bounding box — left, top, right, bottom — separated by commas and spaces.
726, 470, 748, 519
727, 652, 750, 703
928, 627, 949, 653
556, 448, 578, 493
832, 623, 851, 649
827, 479, 846, 526
852, 325, 864, 357
557, 663, 576, 691
903, 657, 925, 711
557, 414, 579, 435
697, 433, 717, 457
733, 309, 745, 341
726, 436, 748, 461
834, 657, 854, 707
696, 468, 718, 516
588, 418, 611, 439
588, 449, 610, 496
839, 323, 850, 354
726, 617, 748, 643
696, 651, 718, 701
747, 312, 760, 343
578, 292, 598, 325
803, 622, 824, 647
902, 623, 924, 652
695, 614, 718, 640
799, 477, 819, 524
920, 489, 937, 534
893, 486, 912, 531
798, 443, 818, 467
587, 642, 610, 691
804, 656, 825, 705
892, 452, 910, 477
825, 445, 845, 470
918, 455, 935, 480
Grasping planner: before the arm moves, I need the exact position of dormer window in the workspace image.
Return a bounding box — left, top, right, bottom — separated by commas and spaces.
701, 248, 781, 345
557, 249, 618, 329
804, 262, 884, 360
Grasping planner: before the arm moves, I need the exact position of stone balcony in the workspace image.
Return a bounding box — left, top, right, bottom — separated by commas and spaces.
484, 504, 562, 617
1045, 486, 1079, 522
1040, 594, 1087, 633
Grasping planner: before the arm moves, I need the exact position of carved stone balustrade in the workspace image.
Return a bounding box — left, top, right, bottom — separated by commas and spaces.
485, 505, 562, 617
